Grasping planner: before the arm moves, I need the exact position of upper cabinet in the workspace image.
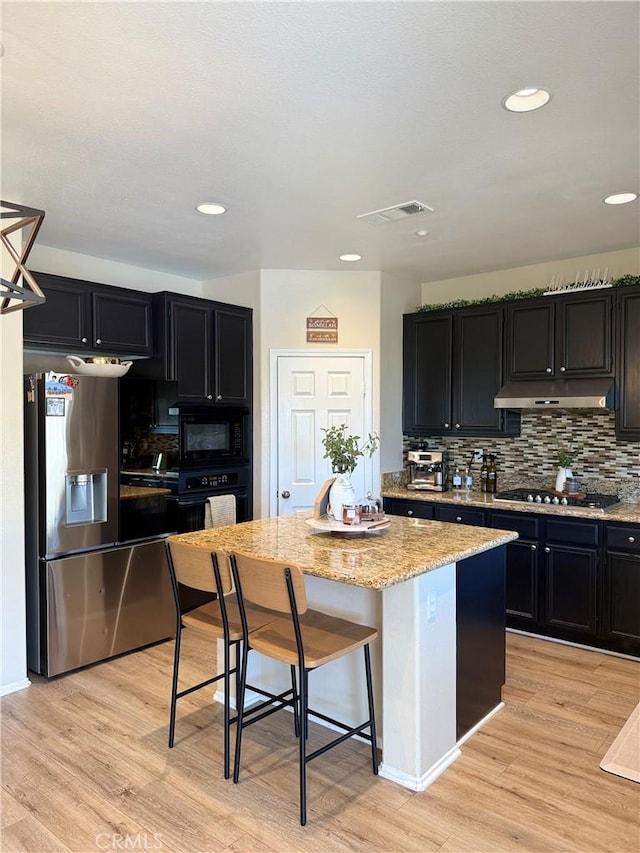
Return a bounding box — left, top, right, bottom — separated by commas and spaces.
403, 304, 519, 437
506, 292, 613, 380
23, 272, 153, 357
133, 293, 252, 407
615, 285, 640, 440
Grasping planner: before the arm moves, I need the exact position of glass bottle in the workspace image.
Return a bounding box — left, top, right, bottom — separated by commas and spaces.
452, 465, 462, 489
487, 454, 497, 494
464, 464, 473, 491
480, 455, 488, 493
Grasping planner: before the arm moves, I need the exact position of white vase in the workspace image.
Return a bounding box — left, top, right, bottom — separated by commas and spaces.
328, 474, 356, 521
555, 467, 573, 492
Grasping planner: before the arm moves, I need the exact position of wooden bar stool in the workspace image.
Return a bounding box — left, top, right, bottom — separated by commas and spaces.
230, 550, 378, 826
165, 539, 284, 779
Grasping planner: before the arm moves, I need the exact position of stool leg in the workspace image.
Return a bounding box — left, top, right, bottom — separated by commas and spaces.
290, 665, 300, 738
299, 668, 308, 826
168, 625, 182, 748
233, 640, 249, 784
364, 644, 378, 774
223, 636, 231, 779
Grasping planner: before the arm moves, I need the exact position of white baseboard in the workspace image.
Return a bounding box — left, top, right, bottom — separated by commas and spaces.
378, 744, 462, 792
1, 676, 31, 697
506, 628, 639, 661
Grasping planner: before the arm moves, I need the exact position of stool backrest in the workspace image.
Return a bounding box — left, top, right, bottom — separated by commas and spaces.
166, 538, 232, 595
230, 551, 307, 615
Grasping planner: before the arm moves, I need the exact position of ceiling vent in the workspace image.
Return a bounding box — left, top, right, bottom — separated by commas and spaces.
356, 200, 434, 226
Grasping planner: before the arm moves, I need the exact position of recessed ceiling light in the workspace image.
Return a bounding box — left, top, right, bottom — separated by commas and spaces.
603, 192, 638, 205
339, 254, 362, 262
196, 202, 227, 215
414, 230, 429, 237
502, 87, 551, 113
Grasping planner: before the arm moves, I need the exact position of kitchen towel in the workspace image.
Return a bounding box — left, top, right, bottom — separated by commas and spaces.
204, 494, 236, 529
600, 701, 640, 783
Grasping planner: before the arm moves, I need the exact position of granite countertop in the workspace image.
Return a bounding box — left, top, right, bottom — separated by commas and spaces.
170, 513, 517, 591
381, 486, 640, 524
120, 485, 172, 500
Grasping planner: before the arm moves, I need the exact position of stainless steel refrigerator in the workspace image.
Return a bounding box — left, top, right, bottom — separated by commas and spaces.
24, 367, 174, 676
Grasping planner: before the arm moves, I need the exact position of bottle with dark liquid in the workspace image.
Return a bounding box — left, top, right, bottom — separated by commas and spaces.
480, 455, 488, 493
487, 454, 497, 494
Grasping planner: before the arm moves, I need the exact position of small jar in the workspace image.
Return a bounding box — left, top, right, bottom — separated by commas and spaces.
342, 505, 361, 525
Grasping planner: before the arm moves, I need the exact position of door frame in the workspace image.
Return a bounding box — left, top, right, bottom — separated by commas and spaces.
269, 349, 375, 517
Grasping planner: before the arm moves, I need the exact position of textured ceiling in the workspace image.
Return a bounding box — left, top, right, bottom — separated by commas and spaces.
2, 1, 639, 283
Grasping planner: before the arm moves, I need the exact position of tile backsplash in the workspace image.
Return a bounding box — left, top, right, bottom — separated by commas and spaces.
401, 411, 640, 500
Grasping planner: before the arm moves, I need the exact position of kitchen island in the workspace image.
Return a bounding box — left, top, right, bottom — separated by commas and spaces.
172, 513, 517, 791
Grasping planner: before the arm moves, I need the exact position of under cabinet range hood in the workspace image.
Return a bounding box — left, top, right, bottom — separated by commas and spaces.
494, 378, 614, 410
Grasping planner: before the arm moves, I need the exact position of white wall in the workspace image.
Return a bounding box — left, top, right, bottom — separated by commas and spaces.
380, 272, 422, 474
0, 311, 29, 694
421, 247, 640, 304
28, 245, 203, 297
257, 269, 382, 517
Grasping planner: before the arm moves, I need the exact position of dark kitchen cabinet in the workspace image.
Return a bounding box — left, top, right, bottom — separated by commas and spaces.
615, 286, 640, 440
134, 293, 252, 407
543, 517, 600, 639
403, 305, 519, 437
434, 504, 487, 527
23, 272, 153, 357
383, 498, 434, 519
506, 292, 613, 380
491, 511, 541, 627
602, 524, 640, 654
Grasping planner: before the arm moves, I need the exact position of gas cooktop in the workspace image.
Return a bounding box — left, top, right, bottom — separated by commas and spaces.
493, 488, 620, 510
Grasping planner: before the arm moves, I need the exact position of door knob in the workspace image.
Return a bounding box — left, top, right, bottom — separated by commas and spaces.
281, 490, 291, 499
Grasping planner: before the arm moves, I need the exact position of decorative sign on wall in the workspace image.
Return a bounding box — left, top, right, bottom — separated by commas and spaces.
306, 305, 338, 342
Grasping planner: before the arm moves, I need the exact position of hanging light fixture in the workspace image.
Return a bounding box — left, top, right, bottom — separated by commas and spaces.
1, 200, 46, 315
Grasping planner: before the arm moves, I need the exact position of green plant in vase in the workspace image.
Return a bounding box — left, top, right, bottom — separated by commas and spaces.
320, 425, 379, 520
555, 446, 575, 492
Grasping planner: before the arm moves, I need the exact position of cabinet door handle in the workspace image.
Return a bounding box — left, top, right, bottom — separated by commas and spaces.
216, 394, 223, 400
455, 516, 462, 522
444, 422, 450, 428
81, 337, 88, 344
530, 544, 537, 551
206, 394, 213, 400
95, 338, 102, 345
281, 490, 290, 499
560, 366, 566, 372
407, 510, 414, 516
545, 367, 552, 373
544, 546, 551, 553
629, 536, 636, 543
455, 423, 460, 429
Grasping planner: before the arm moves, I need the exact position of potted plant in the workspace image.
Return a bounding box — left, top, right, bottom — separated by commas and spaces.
321, 425, 379, 520
555, 446, 575, 492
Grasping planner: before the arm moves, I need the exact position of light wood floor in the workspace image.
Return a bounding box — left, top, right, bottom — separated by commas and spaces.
2, 632, 639, 853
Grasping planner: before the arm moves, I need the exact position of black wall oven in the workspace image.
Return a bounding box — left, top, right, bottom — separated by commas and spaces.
166, 465, 252, 533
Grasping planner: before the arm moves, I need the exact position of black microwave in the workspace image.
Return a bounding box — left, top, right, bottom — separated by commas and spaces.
179, 409, 249, 464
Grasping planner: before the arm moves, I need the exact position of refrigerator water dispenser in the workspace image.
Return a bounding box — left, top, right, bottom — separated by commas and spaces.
65, 470, 108, 525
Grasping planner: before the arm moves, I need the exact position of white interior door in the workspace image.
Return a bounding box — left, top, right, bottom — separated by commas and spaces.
272, 353, 372, 516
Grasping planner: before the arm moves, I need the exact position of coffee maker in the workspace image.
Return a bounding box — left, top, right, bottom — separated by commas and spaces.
406, 448, 448, 491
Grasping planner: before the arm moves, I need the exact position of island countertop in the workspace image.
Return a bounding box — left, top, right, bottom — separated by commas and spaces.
171, 513, 517, 590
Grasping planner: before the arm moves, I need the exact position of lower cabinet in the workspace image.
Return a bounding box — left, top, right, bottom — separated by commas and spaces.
602, 525, 640, 654
383, 496, 640, 657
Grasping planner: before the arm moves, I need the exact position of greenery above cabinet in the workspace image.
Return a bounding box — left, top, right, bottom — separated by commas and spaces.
415, 274, 640, 313
24, 271, 153, 357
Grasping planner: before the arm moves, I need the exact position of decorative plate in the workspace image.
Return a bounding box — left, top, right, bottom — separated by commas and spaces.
305, 516, 390, 536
